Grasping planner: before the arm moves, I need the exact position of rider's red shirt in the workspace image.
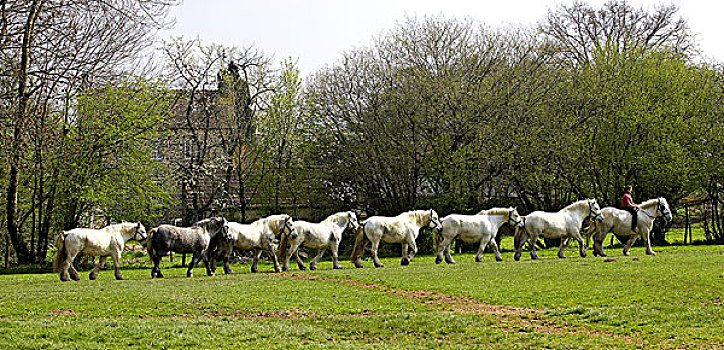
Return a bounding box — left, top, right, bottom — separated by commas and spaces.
622, 193, 635, 208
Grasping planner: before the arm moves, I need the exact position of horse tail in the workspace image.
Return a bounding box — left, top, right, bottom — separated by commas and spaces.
433, 222, 442, 252
277, 225, 289, 259
585, 219, 596, 248
350, 222, 367, 262
146, 228, 157, 262
52, 232, 68, 273
513, 225, 525, 251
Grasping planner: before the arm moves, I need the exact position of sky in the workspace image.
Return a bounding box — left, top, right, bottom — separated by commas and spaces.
158, 0, 724, 76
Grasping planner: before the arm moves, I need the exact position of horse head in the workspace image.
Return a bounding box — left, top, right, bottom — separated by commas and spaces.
195, 217, 229, 239
428, 209, 442, 231
589, 199, 604, 222
134, 222, 148, 242
657, 198, 673, 222
347, 211, 360, 232
508, 208, 525, 228
280, 215, 298, 240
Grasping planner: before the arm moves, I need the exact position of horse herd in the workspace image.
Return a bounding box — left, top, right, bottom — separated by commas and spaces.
52, 197, 673, 281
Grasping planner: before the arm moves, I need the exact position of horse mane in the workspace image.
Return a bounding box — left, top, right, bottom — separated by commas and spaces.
404, 210, 430, 226
562, 199, 591, 212
323, 212, 348, 225
639, 198, 663, 209
476, 207, 514, 216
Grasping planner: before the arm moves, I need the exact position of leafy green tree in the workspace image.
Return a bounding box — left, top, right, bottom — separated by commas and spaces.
57, 77, 177, 228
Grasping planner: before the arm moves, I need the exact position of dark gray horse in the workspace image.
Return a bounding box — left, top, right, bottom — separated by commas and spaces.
147, 217, 229, 278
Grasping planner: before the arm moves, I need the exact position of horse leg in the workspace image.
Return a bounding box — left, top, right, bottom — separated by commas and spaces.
264, 242, 281, 273
223, 247, 234, 274
623, 236, 638, 256
186, 253, 199, 277
557, 237, 567, 259
64, 252, 81, 281
89, 256, 107, 280
151, 253, 163, 278
489, 238, 503, 262
407, 238, 418, 262
295, 250, 307, 271
203, 251, 213, 276
310, 249, 325, 270
529, 233, 541, 260
331, 242, 343, 269
642, 229, 656, 256
443, 238, 456, 264
435, 236, 448, 264
370, 239, 384, 268
572, 231, 587, 258
400, 242, 409, 266
284, 242, 301, 271
111, 249, 124, 280
251, 249, 262, 273
475, 239, 489, 262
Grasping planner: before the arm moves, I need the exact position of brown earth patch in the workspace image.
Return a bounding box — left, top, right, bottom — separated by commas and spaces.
49, 310, 77, 316
278, 273, 648, 347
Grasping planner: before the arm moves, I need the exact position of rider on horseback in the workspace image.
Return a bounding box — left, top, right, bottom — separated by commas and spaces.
621, 185, 639, 232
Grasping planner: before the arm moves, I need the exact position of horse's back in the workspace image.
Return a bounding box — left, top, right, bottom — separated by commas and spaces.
295, 220, 334, 248
153, 225, 208, 253
228, 221, 263, 249
442, 214, 492, 242
526, 211, 567, 234
63, 227, 115, 256
364, 215, 410, 243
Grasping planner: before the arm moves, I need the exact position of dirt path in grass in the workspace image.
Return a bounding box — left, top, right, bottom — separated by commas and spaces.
281, 273, 649, 348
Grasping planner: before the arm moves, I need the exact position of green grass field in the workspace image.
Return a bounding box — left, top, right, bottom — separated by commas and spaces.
0, 234, 722, 349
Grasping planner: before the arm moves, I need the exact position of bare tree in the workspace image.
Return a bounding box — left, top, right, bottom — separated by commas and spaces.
541, 0, 695, 66
1, 0, 178, 263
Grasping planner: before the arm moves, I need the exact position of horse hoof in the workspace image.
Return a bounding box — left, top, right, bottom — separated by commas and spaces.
514, 253, 521, 261
592, 250, 598, 257
531, 256, 540, 260
435, 257, 442, 264
374, 263, 384, 268
558, 256, 567, 259
251, 268, 258, 273
354, 263, 363, 269
282, 267, 290, 272
400, 258, 409, 266
89, 274, 98, 280
647, 251, 656, 256
495, 257, 503, 262
475, 257, 483, 263
309, 265, 317, 271
581, 252, 587, 258
115, 276, 124, 281
600, 253, 607, 257
225, 269, 234, 275
333, 265, 343, 270
60, 276, 70, 282
445, 260, 455, 264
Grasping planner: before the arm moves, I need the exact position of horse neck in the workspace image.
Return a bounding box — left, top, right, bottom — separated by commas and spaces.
116, 224, 136, 241
561, 201, 589, 221
324, 214, 348, 230
406, 210, 429, 227
479, 208, 512, 228
638, 199, 660, 221
486, 213, 508, 228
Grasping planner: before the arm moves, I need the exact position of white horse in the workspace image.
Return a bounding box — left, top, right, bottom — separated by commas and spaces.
278, 211, 359, 271
53, 222, 147, 281
351, 209, 441, 268
435, 208, 524, 264
209, 214, 296, 274
588, 197, 672, 257
514, 199, 603, 260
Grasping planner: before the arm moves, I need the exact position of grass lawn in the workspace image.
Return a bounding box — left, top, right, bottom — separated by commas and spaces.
0, 238, 721, 349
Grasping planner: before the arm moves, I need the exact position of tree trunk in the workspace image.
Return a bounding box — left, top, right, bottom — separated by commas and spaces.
6, 0, 46, 264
